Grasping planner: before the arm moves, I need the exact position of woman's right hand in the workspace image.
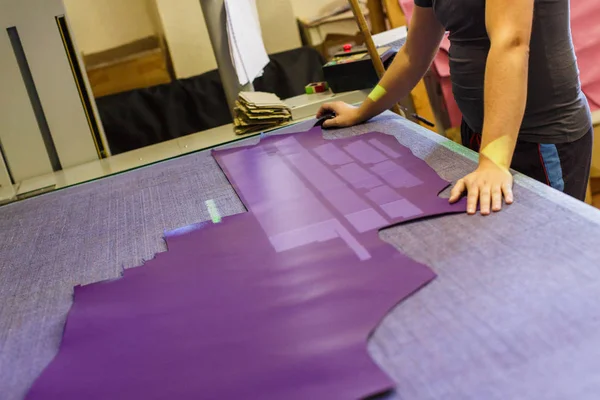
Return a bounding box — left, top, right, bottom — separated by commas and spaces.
316, 102, 363, 129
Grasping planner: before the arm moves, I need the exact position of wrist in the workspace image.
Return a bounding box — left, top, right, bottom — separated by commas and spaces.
353, 106, 369, 124
479, 135, 515, 171
479, 153, 510, 172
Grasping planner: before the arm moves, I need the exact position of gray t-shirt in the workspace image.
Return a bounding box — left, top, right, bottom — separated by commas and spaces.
414, 0, 591, 143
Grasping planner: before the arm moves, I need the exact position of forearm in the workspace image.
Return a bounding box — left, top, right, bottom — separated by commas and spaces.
355, 47, 430, 122
318, 7, 444, 128
480, 45, 530, 170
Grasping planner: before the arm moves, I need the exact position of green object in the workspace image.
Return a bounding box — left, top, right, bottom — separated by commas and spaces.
368, 84, 387, 102
205, 199, 222, 223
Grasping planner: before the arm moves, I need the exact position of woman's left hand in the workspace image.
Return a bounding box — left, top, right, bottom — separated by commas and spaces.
449, 158, 514, 215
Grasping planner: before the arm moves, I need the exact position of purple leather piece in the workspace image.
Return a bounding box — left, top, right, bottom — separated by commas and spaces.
26, 128, 465, 400
213, 128, 460, 233
26, 213, 434, 400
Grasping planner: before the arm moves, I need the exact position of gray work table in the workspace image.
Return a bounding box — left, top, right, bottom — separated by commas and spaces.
2, 114, 600, 400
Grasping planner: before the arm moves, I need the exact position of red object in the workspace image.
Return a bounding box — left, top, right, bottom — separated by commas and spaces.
305, 82, 329, 94
314, 83, 326, 93
343, 43, 352, 52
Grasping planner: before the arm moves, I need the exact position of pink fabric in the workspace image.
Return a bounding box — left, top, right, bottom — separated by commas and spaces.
398, 0, 462, 128
571, 0, 600, 111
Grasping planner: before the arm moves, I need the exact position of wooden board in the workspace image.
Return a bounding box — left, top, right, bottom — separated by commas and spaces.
86, 49, 171, 98
592, 112, 600, 178
367, 0, 387, 34
383, 0, 407, 28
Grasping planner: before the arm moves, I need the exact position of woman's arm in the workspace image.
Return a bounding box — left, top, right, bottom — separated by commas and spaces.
317, 5, 445, 128
449, 0, 534, 215
479, 0, 534, 170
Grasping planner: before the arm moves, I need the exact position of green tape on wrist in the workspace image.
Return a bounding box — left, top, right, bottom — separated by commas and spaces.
368, 84, 387, 102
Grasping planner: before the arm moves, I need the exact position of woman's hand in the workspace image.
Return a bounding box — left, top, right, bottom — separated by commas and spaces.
449, 157, 514, 215
316, 102, 363, 129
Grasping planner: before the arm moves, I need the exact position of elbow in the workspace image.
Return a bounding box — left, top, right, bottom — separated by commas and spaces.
490, 34, 530, 55
508, 36, 531, 54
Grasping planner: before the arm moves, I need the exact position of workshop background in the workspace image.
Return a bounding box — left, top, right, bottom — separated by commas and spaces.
65, 0, 600, 208
2, 1, 600, 399
0, 0, 598, 203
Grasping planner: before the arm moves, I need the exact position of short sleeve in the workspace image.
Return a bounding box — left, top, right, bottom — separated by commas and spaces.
414, 0, 433, 7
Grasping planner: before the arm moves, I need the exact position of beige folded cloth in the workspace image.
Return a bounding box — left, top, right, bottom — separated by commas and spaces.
233, 91, 292, 135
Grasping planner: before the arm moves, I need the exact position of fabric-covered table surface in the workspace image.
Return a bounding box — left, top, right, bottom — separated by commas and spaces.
2, 114, 600, 399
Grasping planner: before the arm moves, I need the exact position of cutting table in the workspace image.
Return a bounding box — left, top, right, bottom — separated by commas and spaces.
2, 113, 600, 400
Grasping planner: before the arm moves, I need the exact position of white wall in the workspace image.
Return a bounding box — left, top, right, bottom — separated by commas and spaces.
155, 0, 301, 78
289, 0, 326, 20
64, 0, 302, 79
153, 0, 217, 78
0, 0, 100, 181
256, 0, 301, 55
63, 0, 156, 55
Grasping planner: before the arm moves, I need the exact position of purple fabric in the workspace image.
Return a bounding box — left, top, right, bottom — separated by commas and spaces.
214, 128, 460, 232
26, 128, 465, 400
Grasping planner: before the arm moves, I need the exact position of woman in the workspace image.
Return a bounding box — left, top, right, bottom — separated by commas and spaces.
317, 0, 593, 215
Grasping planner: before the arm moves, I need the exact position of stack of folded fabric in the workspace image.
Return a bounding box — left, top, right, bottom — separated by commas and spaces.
233, 91, 292, 135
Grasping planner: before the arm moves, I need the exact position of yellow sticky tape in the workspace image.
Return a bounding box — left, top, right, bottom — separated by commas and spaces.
368, 84, 387, 102
479, 136, 513, 170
